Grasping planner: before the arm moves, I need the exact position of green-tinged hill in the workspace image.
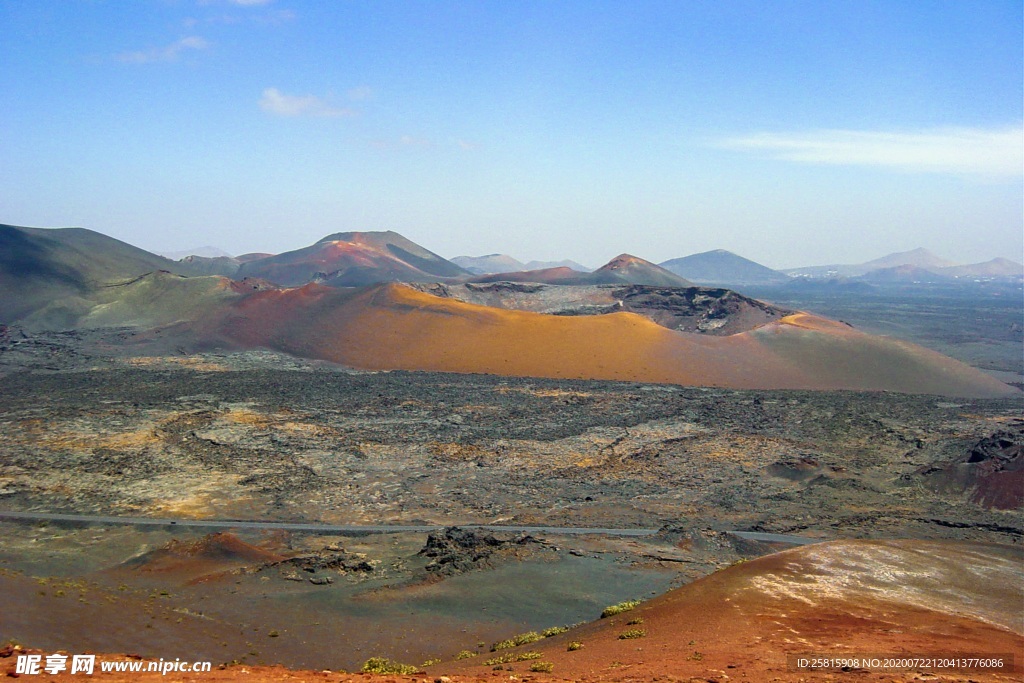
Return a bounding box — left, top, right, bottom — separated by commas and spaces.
16, 271, 251, 331
172, 254, 243, 277
0, 224, 201, 322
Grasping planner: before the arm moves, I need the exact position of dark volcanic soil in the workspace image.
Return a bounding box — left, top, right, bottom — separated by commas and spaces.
0, 330, 1021, 678
0, 359, 1019, 541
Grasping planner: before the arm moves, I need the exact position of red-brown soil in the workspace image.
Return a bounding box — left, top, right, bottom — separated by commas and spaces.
918, 429, 1023, 510
8, 539, 1020, 683
203, 282, 1015, 397
441, 539, 1022, 682
112, 532, 286, 583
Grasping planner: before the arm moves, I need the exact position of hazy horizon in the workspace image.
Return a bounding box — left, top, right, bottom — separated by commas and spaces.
8, 222, 1020, 273
2, 1, 1021, 270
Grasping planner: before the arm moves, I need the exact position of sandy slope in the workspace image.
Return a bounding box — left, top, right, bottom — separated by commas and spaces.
206, 282, 1015, 397
443, 539, 1023, 682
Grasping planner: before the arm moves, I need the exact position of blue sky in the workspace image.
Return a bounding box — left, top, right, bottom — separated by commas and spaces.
2, 0, 1021, 268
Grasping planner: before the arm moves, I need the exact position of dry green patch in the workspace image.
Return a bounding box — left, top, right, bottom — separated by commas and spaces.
483, 651, 543, 666
541, 625, 570, 637
601, 599, 640, 618
491, 630, 543, 651
360, 657, 418, 674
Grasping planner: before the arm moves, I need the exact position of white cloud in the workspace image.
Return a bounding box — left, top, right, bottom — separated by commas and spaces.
116, 36, 209, 63
259, 88, 355, 117
720, 125, 1023, 176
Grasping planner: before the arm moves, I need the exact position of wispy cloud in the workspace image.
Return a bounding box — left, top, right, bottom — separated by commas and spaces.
346, 86, 375, 101
259, 88, 355, 117
720, 125, 1023, 176
369, 135, 432, 150
116, 36, 209, 64
184, 9, 294, 28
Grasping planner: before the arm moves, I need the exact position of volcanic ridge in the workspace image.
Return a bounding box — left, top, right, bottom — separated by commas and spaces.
0, 224, 1016, 398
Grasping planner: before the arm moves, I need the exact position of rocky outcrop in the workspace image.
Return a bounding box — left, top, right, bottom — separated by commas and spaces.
409, 282, 791, 335
418, 527, 546, 576
917, 427, 1023, 509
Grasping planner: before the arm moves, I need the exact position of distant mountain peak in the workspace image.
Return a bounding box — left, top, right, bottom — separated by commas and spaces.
158, 245, 233, 260
237, 229, 468, 286
601, 253, 647, 269
659, 249, 790, 286
859, 248, 957, 271
451, 254, 527, 275
594, 254, 693, 287
783, 248, 962, 279
317, 229, 401, 244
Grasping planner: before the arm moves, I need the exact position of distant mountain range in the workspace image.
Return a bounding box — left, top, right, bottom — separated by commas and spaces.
158, 246, 234, 260
782, 247, 1022, 280
0, 222, 1017, 398
658, 246, 1021, 286
154, 240, 1020, 289
452, 254, 593, 274
468, 254, 692, 288
939, 258, 1024, 278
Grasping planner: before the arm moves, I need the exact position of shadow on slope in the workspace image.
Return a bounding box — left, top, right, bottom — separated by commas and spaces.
0, 225, 206, 324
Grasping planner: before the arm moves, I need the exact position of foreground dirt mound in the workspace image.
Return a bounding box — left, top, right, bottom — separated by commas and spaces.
114, 532, 285, 582
446, 539, 1022, 681
17, 539, 1019, 682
